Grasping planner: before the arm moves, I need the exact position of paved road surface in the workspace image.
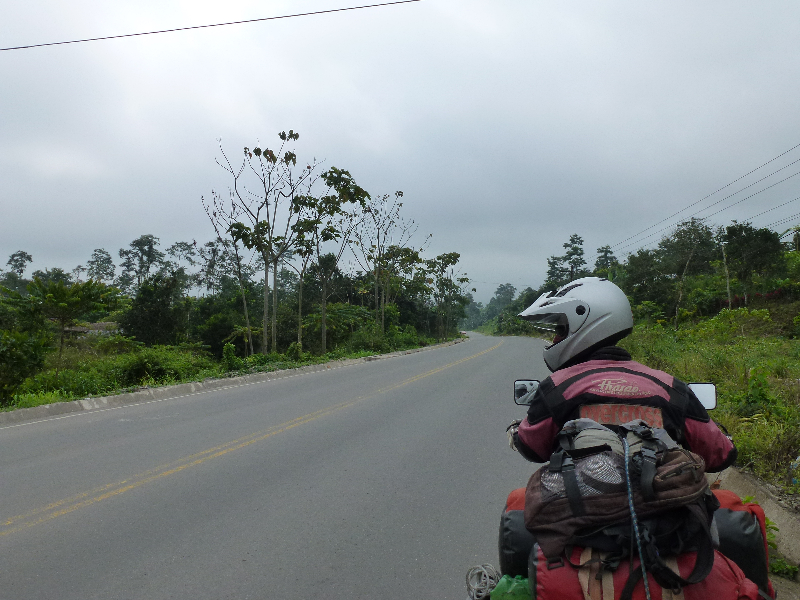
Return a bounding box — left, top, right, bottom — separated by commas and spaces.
0, 333, 549, 600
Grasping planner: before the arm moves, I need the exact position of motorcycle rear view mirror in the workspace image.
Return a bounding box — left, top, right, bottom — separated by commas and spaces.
688, 382, 717, 410
514, 380, 540, 405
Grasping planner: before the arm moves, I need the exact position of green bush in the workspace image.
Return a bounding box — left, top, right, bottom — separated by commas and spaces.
12, 390, 64, 409
285, 342, 304, 362
93, 334, 142, 355
3, 310, 437, 410
17, 346, 217, 399
496, 314, 539, 336
694, 308, 773, 340
734, 368, 778, 416
245, 352, 286, 367
0, 329, 50, 404
632, 301, 665, 323
222, 343, 244, 372
388, 324, 421, 349
347, 322, 390, 353
770, 556, 799, 580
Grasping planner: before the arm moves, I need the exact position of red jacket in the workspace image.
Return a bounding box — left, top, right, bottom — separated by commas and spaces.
514, 347, 737, 472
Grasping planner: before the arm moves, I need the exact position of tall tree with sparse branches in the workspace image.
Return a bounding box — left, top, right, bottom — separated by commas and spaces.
220, 130, 320, 353
294, 167, 369, 353
351, 191, 417, 333
202, 191, 257, 355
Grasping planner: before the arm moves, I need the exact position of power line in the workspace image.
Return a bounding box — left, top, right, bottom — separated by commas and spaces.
0, 0, 422, 52
608, 155, 800, 256
743, 195, 800, 223
604, 142, 800, 252
586, 151, 800, 265
593, 169, 800, 259
698, 169, 800, 220
767, 211, 800, 229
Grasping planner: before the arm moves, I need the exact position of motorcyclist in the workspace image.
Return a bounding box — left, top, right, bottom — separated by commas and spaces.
509, 277, 737, 472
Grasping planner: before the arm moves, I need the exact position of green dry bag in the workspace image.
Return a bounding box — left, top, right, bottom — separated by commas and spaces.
490, 574, 531, 600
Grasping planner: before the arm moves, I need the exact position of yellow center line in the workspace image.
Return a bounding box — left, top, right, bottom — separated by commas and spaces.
1, 340, 503, 537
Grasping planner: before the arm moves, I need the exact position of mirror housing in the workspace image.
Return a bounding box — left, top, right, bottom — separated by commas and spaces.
514, 380, 540, 405
688, 382, 717, 410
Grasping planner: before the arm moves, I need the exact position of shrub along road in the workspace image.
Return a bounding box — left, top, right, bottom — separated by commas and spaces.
0, 333, 546, 599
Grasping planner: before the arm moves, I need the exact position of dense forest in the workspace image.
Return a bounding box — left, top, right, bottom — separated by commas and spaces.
0, 132, 471, 407
465, 219, 800, 334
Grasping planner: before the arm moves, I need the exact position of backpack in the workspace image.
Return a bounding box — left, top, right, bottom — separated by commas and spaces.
527, 543, 761, 600
524, 419, 719, 597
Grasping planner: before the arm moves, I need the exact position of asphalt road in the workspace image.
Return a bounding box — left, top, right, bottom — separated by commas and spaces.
0, 333, 550, 600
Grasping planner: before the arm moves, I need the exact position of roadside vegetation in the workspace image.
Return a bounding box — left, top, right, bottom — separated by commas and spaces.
467, 220, 800, 494
620, 308, 800, 493
0, 131, 470, 411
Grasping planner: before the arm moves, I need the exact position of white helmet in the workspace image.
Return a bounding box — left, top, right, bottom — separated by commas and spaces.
518, 277, 633, 371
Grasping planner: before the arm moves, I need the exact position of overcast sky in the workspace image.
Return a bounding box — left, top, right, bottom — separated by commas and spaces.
3, 0, 800, 303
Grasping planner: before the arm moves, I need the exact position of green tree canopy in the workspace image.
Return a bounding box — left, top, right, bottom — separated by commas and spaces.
6, 251, 33, 277
120, 274, 188, 346
118, 234, 166, 293
30, 268, 73, 286
27, 278, 111, 359
723, 222, 785, 292
86, 249, 116, 283
594, 245, 619, 277
563, 234, 587, 281
656, 218, 717, 277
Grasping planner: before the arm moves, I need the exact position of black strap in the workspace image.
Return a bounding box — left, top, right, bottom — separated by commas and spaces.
549, 451, 586, 517
646, 509, 715, 589
562, 459, 585, 517
557, 430, 576, 452
639, 445, 658, 502
619, 567, 643, 600
619, 508, 715, 600
619, 422, 661, 502
546, 557, 564, 570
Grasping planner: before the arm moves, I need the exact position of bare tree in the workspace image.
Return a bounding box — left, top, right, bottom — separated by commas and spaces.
202, 190, 257, 356
220, 131, 319, 353
351, 192, 418, 333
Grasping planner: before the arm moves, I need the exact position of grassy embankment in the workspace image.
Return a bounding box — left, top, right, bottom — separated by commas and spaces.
5, 330, 449, 412
619, 306, 800, 493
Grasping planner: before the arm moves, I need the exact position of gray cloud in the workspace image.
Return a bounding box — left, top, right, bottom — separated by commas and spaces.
3, 1, 800, 302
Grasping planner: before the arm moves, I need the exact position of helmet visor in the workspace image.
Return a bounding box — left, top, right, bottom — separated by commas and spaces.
528, 313, 570, 346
